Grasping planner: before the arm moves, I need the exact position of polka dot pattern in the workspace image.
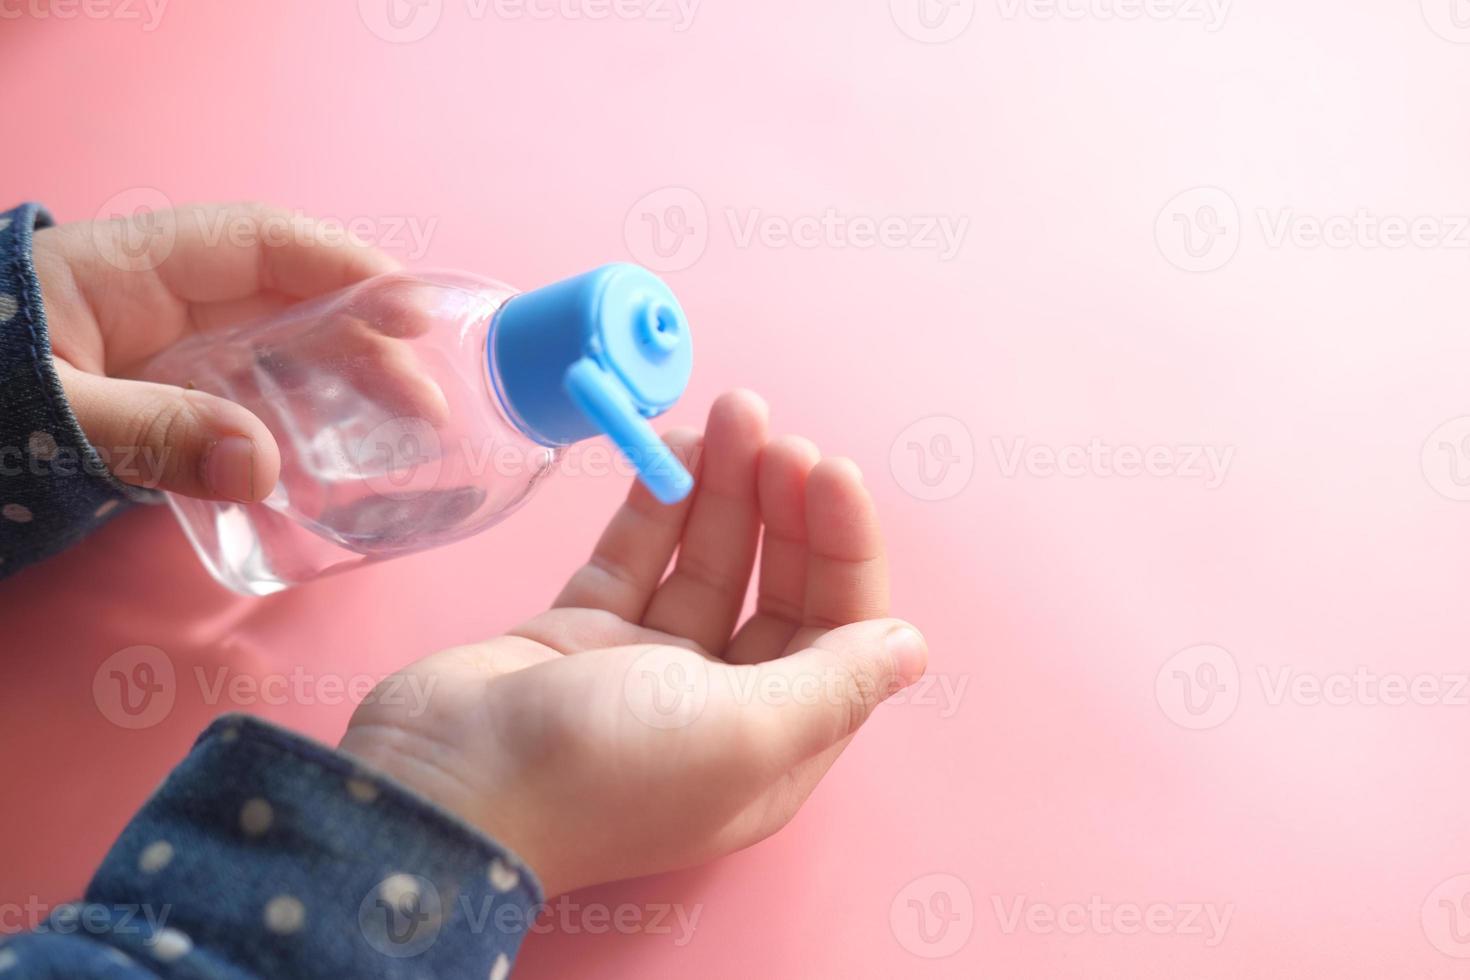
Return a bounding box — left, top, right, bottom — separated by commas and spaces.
263, 894, 306, 935
150, 928, 192, 962
2, 504, 32, 524
346, 777, 379, 803
239, 798, 273, 837
139, 840, 174, 874
26, 431, 57, 461
378, 873, 422, 912
0, 205, 149, 580
488, 858, 520, 893
0, 708, 542, 978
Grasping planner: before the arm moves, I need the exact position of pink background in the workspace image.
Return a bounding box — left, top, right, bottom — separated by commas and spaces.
7, 0, 1470, 975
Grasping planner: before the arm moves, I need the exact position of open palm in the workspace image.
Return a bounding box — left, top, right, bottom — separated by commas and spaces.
342, 391, 924, 897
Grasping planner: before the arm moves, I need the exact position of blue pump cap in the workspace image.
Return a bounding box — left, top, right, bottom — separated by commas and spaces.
490, 263, 694, 504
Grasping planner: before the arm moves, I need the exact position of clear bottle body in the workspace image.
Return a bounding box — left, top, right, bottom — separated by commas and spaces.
142, 271, 558, 595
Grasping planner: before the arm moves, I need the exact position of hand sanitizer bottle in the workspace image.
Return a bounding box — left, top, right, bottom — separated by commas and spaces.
141, 263, 694, 595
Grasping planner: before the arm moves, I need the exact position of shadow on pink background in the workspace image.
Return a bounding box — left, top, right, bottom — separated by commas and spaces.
7, 1, 1470, 975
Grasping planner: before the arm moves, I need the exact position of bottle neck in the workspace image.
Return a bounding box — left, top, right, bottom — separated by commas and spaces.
482, 304, 565, 448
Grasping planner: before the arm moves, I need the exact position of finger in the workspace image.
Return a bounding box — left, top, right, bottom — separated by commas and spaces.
56, 362, 282, 502
188, 270, 437, 338
643, 390, 769, 656
208, 313, 449, 426
790, 458, 888, 650
756, 467, 900, 796
739, 619, 927, 772
552, 429, 703, 619
184, 293, 299, 333
151, 203, 401, 304
62, 204, 403, 375
725, 436, 821, 665
318, 321, 451, 425
341, 277, 449, 338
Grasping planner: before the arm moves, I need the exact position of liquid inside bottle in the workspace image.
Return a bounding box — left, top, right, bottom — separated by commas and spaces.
143, 263, 695, 596
144, 272, 558, 595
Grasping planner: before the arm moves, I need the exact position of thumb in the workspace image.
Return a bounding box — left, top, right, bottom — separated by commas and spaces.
741, 618, 928, 769
58, 365, 281, 502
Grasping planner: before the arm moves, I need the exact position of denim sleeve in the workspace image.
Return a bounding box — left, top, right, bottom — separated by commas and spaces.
0, 714, 542, 979
0, 202, 159, 581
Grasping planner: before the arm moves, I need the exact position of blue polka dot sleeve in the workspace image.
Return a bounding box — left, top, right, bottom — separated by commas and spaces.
0, 715, 543, 978
0, 202, 159, 580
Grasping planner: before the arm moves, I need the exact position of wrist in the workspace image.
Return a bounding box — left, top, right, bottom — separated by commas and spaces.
338, 721, 567, 897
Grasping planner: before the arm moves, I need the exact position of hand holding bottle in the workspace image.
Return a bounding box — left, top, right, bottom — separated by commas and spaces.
34, 202, 414, 503
39, 202, 703, 593
339, 391, 928, 897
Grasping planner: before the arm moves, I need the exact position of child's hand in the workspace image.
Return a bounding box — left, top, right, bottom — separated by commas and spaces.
339, 391, 927, 897
34, 203, 399, 502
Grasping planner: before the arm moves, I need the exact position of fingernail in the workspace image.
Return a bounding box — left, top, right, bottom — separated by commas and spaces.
886, 626, 928, 687
205, 436, 257, 502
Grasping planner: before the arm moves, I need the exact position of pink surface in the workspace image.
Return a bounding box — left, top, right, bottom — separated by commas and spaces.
6, 1, 1470, 975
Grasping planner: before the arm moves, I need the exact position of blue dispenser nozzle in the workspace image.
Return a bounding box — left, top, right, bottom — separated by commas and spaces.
489, 263, 695, 504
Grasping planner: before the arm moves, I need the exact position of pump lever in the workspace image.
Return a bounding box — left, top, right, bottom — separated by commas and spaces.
563, 357, 694, 504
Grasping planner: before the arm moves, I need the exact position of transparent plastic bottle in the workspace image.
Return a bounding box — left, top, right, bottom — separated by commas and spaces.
141, 263, 695, 595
